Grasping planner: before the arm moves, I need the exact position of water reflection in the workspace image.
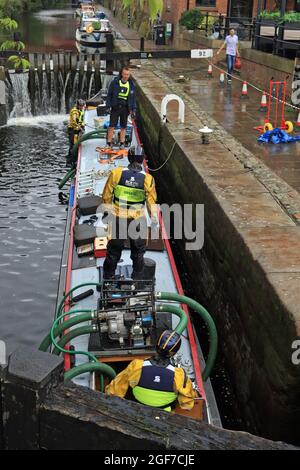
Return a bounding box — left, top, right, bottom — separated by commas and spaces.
18, 8, 78, 52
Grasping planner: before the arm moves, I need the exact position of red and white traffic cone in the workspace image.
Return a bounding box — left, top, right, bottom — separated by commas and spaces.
296, 109, 300, 128
219, 70, 225, 86
208, 63, 213, 78
241, 81, 248, 99
260, 91, 267, 112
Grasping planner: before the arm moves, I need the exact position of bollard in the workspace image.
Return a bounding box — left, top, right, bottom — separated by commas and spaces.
219, 71, 225, 86
199, 126, 213, 144
260, 91, 267, 112
208, 63, 213, 78
296, 109, 300, 128
241, 81, 249, 99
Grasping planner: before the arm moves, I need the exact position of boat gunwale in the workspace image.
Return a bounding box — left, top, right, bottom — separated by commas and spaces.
132, 118, 206, 401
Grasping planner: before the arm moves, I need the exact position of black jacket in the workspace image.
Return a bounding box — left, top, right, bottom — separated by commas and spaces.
106, 76, 136, 111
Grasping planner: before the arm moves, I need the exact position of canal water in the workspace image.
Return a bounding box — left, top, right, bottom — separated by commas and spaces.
8, 8, 78, 53
0, 7, 79, 356
0, 115, 69, 355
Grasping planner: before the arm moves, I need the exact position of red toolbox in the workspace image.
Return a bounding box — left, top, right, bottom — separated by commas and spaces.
94, 237, 108, 258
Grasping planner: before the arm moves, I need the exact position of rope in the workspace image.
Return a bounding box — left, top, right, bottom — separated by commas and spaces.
147, 133, 201, 172
147, 141, 177, 172
208, 59, 300, 112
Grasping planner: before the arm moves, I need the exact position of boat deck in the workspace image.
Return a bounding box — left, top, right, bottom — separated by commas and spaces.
58, 105, 221, 426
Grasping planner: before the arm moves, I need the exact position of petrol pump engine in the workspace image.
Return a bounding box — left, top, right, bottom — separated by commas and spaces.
96, 278, 156, 350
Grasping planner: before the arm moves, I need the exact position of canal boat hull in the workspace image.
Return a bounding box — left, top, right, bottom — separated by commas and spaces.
76, 28, 108, 47
55, 95, 221, 427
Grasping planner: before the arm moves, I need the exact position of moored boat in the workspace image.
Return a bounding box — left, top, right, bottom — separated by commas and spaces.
76, 13, 112, 48
76, 0, 96, 17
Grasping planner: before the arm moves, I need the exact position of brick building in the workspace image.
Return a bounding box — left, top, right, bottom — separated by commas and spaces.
163, 1, 300, 25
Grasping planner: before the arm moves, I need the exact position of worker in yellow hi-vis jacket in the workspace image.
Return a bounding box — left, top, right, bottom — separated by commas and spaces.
68, 99, 85, 158
102, 145, 158, 280
106, 330, 196, 411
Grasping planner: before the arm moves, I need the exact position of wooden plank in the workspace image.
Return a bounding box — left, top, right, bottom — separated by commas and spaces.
28, 53, 35, 70
44, 53, 50, 70
71, 53, 77, 71
94, 53, 100, 72
58, 51, 65, 73
52, 53, 59, 70
39, 383, 299, 450
36, 53, 43, 70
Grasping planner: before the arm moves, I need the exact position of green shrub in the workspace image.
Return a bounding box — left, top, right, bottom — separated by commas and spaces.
259, 10, 281, 21
180, 9, 203, 31
282, 11, 300, 22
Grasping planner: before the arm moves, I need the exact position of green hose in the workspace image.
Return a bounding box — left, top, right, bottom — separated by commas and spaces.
56, 282, 102, 320
156, 304, 188, 335
156, 292, 218, 382
39, 311, 93, 352
58, 167, 76, 190
72, 130, 107, 160
49, 309, 107, 390
52, 325, 96, 355
52, 324, 107, 391
65, 362, 116, 383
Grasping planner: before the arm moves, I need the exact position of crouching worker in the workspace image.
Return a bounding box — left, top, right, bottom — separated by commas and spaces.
105, 330, 197, 411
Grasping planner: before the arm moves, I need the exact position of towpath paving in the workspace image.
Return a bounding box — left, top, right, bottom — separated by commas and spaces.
103, 7, 300, 194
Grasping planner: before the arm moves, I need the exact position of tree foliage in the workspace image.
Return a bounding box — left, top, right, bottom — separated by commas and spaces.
0, 11, 29, 69
0, 1, 61, 69
179, 9, 203, 30
122, 0, 164, 20
0, 0, 61, 18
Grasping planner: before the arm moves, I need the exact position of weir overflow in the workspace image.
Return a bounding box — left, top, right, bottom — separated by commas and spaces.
3, 52, 116, 117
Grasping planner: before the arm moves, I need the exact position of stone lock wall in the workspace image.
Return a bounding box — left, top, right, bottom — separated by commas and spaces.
132, 66, 300, 445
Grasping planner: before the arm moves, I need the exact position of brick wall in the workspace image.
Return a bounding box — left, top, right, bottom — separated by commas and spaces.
198, 0, 297, 18
110, 0, 298, 29
241, 50, 295, 98
163, 0, 196, 25
264, 0, 296, 10
216, 0, 228, 15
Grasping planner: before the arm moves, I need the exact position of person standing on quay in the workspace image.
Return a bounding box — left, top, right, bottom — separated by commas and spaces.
216, 28, 240, 84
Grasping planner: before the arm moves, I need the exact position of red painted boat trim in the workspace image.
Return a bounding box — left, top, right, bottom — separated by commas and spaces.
63, 146, 82, 371
132, 119, 206, 400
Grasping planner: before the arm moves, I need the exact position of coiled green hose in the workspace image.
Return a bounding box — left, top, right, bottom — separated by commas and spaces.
65, 362, 116, 383
56, 282, 102, 319
52, 325, 96, 355
58, 167, 76, 190
156, 292, 218, 382
156, 304, 188, 335
72, 130, 107, 160
39, 311, 93, 352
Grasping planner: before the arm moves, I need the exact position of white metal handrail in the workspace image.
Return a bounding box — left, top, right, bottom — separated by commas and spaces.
161, 94, 185, 124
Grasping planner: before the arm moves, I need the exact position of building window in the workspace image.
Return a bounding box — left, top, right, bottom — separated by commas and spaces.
196, 0, 217, 6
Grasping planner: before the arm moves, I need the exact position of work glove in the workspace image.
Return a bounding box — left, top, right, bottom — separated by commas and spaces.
150, 219, 160, 239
